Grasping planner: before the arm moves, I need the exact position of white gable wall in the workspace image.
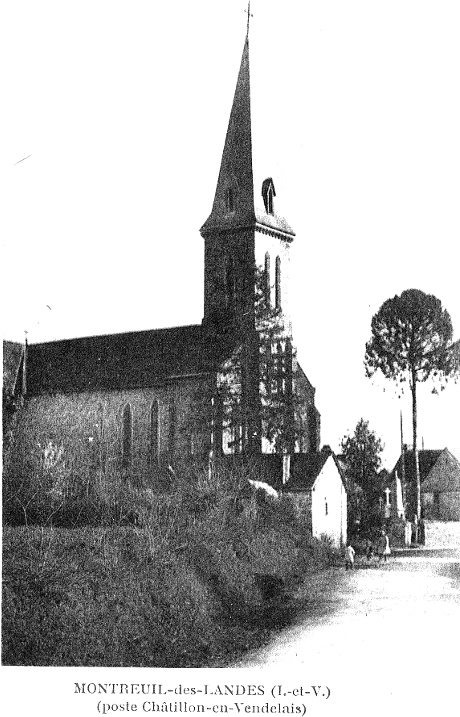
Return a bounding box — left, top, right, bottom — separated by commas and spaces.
311, 456, 347, 548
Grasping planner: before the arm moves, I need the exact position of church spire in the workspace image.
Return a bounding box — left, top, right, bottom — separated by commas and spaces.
200, 34, 255, 236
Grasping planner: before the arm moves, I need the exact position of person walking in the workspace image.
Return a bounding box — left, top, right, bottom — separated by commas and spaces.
365, 537, 374, 561
379, 530, 391, 563
345, 544, 356, 571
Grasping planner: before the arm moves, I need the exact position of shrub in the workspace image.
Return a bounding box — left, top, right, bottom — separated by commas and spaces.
3, 461, 339, 666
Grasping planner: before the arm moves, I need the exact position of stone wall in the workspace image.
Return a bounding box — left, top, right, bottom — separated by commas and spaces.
10, 375, 211, 486
388, 518, 411, 547
284, 492, 312, 532
424, 520, 460, 547
422, 491, 460, 521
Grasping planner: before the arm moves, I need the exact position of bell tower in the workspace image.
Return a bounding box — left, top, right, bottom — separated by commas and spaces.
200, 33, 295, 336
200, 17, 301, 455
200, 34, 255, 334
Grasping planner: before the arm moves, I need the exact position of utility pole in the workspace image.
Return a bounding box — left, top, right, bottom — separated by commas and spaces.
400, 410, 406, 512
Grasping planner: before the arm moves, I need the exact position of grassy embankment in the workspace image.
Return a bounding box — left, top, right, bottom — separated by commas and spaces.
2, 464, 338, 666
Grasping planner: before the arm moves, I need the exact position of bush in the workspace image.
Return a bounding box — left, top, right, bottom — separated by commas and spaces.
2, 462, 338, 666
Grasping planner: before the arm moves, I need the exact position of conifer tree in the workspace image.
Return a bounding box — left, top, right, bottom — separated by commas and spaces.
364, 289, 456, 520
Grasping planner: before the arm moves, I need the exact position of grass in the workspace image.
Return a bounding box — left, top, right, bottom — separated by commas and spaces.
2, 463, 339, 666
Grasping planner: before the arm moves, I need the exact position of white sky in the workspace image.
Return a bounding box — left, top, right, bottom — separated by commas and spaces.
2, 0, 459, 469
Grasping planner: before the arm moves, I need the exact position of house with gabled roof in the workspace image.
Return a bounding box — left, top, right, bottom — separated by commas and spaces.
390, 448, 460, 522
282, 447, 347, 547
420, 448, 460, 521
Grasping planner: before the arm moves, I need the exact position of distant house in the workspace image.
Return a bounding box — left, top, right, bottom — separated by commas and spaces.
450, 339, 460, 372
390, 448, 460, 521
282, 446, 347, 547
420, 449, 460, 521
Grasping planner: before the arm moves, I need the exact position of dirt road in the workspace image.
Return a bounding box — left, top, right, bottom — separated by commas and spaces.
234, 549, 460, 712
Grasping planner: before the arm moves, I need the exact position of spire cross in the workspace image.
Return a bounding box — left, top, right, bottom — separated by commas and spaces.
245, 1, 253, 38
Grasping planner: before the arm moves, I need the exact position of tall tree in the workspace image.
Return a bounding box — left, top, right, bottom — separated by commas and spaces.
364, 289, 456, 520
340, 419, 385, 534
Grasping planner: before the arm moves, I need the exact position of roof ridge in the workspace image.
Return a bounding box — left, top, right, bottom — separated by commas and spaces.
29, 323, 203, 347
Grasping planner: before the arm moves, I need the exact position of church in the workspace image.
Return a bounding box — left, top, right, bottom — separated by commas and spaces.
4, 23, 323, 490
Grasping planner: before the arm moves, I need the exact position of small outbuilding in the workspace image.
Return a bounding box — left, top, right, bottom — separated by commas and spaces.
282, 446, 347, 547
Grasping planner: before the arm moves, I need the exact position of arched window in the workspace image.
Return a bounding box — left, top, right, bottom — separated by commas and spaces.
98, 403, 106, 471
122, 403, 133, 468
168, 402, 176, 455
150, 400, 160, 465
227, 399, 243, 455
225, 187, 235, 213
271, 342, 284, 396
264, 252, 271, 307
275, 256, 281, 309
225, 255, 236, 309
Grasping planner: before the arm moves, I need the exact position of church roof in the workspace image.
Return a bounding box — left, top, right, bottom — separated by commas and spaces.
200, 37, 294, 240
26, 324, 233, 395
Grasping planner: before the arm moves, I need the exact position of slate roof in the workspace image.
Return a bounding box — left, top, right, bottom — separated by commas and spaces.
335, 454, 349, 484
421, 449, 460, 492
26, 324, 235, 396
285, 446, 346, 492
390, 449, 443, 484
3, 340, 24, 396
199, 37, 295, 242
294, 361, 315, 396
200, 37, 254, 238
